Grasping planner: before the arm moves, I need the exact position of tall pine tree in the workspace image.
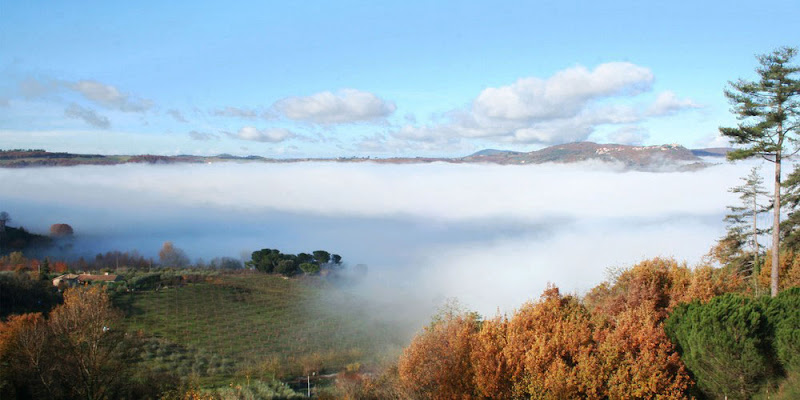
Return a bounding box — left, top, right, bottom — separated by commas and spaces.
720, 46, 800, 297
715, 167, 770, 293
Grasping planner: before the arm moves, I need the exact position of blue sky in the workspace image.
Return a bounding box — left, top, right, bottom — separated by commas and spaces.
1, 0, 798, 157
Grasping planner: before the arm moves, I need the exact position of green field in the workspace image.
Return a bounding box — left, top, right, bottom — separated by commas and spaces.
118, 273, 408, 386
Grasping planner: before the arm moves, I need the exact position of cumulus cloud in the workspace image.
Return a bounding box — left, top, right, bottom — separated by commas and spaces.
389, 62, 698, 149
188, 130, 218, 141
64, 103, 111, 129
696, 133, 732, 149
647, 91, 702, 116
473, 62, 653, 121
606, 126, 650, 145
69, 80, 152, 112
17, 77, 153, 116
168, 109, 188, 123
211, 106, 259, 119
233, 126, 294, 142
275, 89, 396, 124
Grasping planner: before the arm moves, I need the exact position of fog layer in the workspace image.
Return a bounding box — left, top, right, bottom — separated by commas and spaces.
0, 160, 760, 316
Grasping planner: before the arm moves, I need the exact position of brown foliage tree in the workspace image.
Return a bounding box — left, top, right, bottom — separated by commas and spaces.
47, 285, 136, 400
471, 315, 512, 399
585, 257, 745, 321
504, 286, 602, 399
0, 313, 59, 398
758, 250, 800, 291
159, 241, 190, 267
49, 223, 74, 237
1, 286, 139, 399
397, 309, 480, 400
595, 306, 692, 399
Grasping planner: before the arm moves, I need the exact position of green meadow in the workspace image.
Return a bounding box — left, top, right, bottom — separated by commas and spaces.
118, 273, 407, 386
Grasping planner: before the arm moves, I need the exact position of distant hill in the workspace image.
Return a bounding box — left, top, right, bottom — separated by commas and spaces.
462, 142, 706, 170
0, 142, 723, 171
691, 147, 733, 157
468, 149, 523, 157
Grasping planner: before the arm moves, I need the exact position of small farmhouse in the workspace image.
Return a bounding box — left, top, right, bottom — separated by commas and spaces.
52, 273, 122, 288
77, 273, 123, 284
52, 274, 80, 288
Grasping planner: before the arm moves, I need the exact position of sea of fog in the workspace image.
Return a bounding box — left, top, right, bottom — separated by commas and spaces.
0, 159, 772, 317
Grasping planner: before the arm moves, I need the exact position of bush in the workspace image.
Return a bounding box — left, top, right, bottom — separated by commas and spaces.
299, 263, 320, 275
665, 294, 779, 399
767, 287, 800, 371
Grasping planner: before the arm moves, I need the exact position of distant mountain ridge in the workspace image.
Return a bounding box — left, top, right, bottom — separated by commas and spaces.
464, 142, 731, 170
0, 143, 733, 171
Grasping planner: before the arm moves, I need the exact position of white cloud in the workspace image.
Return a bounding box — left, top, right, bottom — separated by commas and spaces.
473, 62, 653, 121
696, 133, 732, 149
606, 126, 650, 145
69, 80, 152, 112
276, 89, 396, 124
63, 103, 110, 129
388, 63, 699, 149
211, 106, 259, 119
234, 126, 294, 142
647, 91, 702, 116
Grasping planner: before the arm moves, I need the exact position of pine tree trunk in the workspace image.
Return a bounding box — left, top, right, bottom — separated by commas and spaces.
754, 191, 759, 294
772, 153, 781, 297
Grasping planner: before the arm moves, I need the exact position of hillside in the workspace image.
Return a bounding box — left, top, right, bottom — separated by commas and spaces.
462, 142, 710, 170
119, 273, 407, 385
0, 142, 729, 170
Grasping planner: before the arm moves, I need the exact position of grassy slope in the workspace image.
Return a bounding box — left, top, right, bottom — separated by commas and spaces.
120, 273, 405, 385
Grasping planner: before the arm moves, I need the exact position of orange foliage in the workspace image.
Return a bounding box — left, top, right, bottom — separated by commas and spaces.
471, 315, 512, 399
53, 261, 69, 273
595, 306, 692, 399
397, 312, 479, 400
585, 257, 744, 321
504, 286, 602, 399
0, 312, 57, 397
758, 250, 800, 290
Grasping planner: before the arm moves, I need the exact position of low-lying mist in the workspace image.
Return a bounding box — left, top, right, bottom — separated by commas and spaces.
0, 160, 764, 321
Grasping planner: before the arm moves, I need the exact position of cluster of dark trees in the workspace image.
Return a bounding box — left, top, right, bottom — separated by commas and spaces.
246, 248, 343, 276
0, 272, 61, 319
666, 289, 800, 398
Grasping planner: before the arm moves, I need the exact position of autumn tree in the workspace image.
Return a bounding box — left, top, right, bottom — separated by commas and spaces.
595, 306, 692, 399
397, 304, 480, 400
471, 315, 512, 399
0, 313, 58, 398
48, 223, 74, 237
504, 286, 602, 398
47, 286, 140, 399
720, 46, 800, 297
158, 241, 189, 268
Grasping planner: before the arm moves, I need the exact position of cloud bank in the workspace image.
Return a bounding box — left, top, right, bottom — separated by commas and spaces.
0, 160, 765, 318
